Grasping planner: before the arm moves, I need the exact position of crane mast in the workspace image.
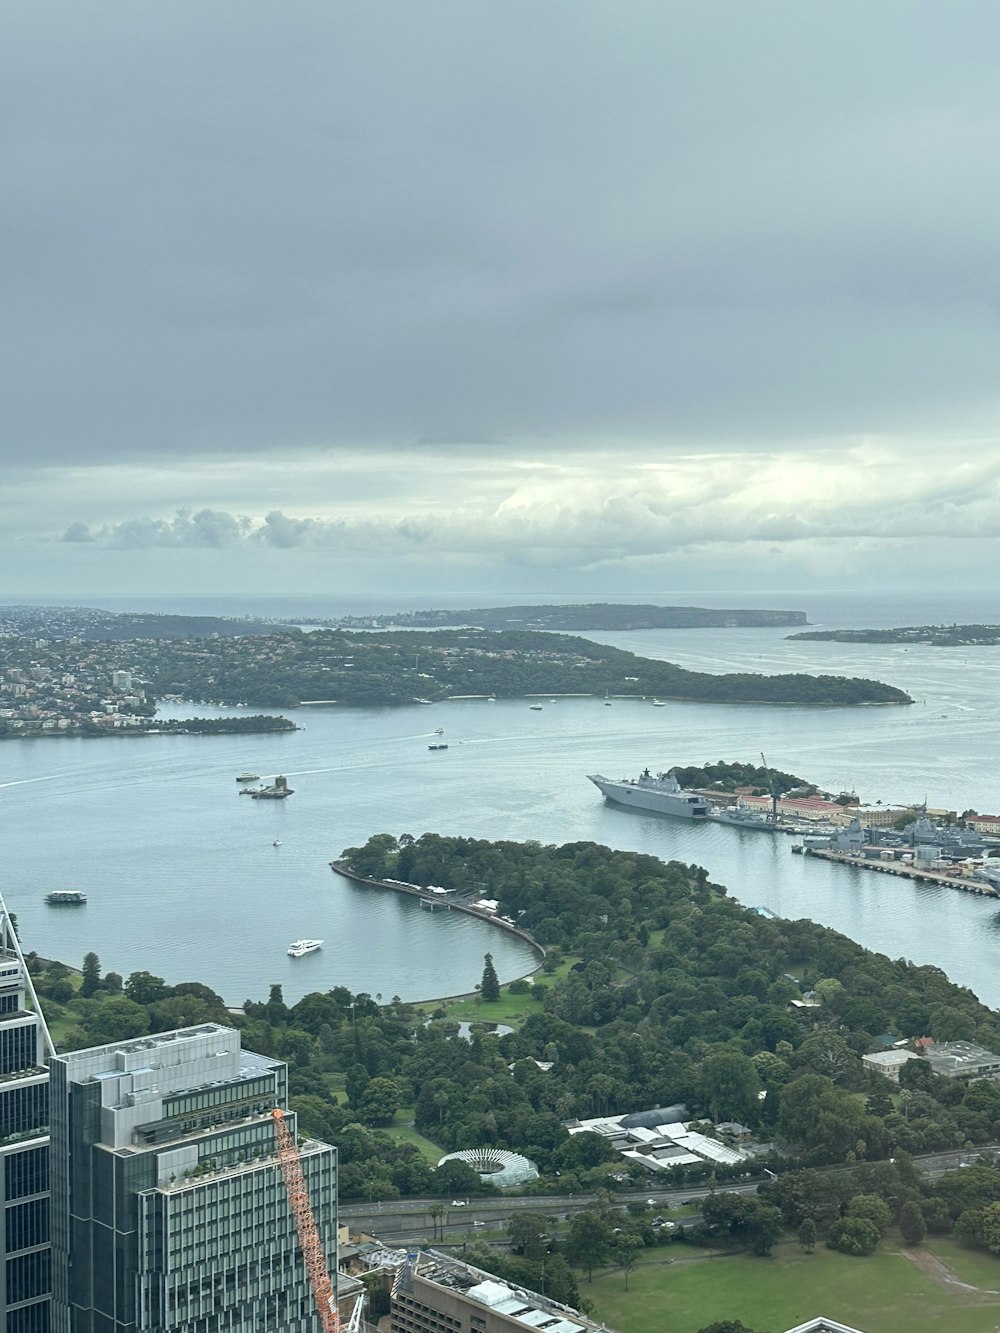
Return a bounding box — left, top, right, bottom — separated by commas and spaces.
271, 1108, 339, 1333
760, 752, 778, 822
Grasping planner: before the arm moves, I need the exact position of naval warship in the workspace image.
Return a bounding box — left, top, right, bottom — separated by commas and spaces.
588, 769, 711, 818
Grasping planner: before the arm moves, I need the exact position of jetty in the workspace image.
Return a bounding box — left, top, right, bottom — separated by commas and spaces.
799, 846, 999, 897
329, 860, 545, 957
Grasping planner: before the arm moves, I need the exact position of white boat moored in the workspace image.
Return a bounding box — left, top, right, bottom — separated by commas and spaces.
288, 939, 323, 957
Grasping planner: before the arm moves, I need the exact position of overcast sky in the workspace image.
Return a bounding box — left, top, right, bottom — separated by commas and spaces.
3, 1, 999, 600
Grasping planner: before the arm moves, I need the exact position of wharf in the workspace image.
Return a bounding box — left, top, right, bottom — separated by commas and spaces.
328, 860, 546, 958
801, 847, 998, 897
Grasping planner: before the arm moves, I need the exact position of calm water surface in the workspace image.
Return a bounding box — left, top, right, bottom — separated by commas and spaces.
2, 591, 999, 1006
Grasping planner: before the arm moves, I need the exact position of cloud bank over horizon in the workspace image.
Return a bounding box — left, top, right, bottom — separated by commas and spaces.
49, 443, 1000, 582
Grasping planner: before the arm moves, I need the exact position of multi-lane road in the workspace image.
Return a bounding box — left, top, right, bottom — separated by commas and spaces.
339, 1146, 995, 1245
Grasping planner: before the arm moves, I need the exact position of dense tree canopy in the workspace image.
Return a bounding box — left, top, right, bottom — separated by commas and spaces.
28, 833, 1000, 1214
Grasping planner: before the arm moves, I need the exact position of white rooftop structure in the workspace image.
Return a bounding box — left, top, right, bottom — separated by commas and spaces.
565, 1110, 748, 1172
437, 1147, 539, 1187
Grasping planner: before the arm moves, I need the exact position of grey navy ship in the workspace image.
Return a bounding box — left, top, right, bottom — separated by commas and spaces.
588, 769, 710, 818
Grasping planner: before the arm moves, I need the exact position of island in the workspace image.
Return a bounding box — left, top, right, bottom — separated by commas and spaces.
788, 623, 1000, 646
331, 601, 809, 631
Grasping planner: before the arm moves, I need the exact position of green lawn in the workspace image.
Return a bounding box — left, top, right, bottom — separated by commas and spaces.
381, 1108, 445, 1164
45, 1011, 79, 1048
586, 1241, 1000, 1333
427, 989, 546, 1025
414, 954, 582, 1026
924, 1236, 1000, 1291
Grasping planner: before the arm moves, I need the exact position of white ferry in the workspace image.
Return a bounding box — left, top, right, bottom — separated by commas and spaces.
287, 939, 323, 958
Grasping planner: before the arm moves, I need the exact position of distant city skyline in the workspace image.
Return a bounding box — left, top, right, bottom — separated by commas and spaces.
3, 3, 999, 596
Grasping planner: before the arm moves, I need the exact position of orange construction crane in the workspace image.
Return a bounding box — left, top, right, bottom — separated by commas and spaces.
272, 1108, 339, 1333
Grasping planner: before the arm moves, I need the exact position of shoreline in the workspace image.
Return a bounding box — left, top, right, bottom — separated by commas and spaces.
329, 859, 547, 988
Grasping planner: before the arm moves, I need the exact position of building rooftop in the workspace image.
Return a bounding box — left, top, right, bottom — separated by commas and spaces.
782, 1320, 866, 1333
57, 1022, 234, 1069
409, 1251, 608, 1333
863, 1049, 919, 1068
923, 1040, 1000, 1076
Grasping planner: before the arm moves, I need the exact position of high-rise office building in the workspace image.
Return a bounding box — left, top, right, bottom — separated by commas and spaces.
49, 1023, 337, 1333
0, 900, 53, 1333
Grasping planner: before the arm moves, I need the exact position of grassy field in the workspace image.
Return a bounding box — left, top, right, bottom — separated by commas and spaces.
414, 953, 582, 1026
586, 1241, 1000, 1333
924, 1235, 1000, 1290
426, 989, 545, 1025
381, 1108, 446, 1164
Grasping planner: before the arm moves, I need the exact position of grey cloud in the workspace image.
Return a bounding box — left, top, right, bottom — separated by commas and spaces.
254, 511, 327, 549
61, 523, 94, 543
80, 509, 251, 550
3, 1, 1000, 474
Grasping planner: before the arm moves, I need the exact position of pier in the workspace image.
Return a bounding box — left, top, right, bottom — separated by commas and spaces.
328, 860, 547, 957
800, 847, 999, 897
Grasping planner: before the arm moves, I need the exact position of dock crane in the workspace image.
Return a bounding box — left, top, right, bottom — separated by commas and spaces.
760, 752, 779, 823
272, 1108, 364, 1333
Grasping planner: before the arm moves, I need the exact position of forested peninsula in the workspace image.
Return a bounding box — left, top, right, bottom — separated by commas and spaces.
336, 603, 809, 631
789, 624, 1000, 647
34, 833, 1000, 1276
1, 617, 911, 729
138, 628, 911, 708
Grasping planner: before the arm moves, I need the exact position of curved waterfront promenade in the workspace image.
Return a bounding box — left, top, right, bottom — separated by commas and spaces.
329, 859, 546, 970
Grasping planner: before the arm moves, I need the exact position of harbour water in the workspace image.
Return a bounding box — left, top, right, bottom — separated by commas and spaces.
2, 589, 999, 1006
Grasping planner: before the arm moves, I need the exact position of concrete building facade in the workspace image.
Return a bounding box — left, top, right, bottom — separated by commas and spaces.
390, 1252, 605, 1333
860, 1050, 920, 1084
49, 1023, 337, 1333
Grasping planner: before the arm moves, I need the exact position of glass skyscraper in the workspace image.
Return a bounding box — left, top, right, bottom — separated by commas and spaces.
49, 1023, 337, 1333
0, 906, 52, 1333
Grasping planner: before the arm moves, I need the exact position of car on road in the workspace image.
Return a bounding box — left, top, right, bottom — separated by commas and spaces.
451, 1200, 467, 1206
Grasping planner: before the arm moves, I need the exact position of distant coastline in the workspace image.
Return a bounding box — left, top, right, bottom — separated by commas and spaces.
327, 601, 809, 632
789, 623, 1000, 647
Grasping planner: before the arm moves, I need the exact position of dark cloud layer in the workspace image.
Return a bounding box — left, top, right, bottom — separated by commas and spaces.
3, 1, 1000, 472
